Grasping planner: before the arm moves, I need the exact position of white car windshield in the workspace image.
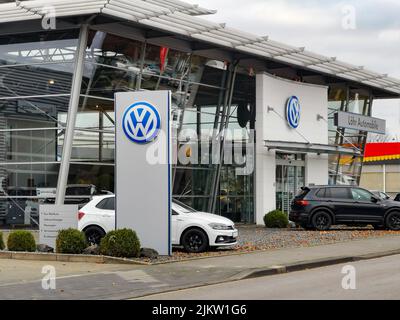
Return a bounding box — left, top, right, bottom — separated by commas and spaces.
173, 201, 196, 214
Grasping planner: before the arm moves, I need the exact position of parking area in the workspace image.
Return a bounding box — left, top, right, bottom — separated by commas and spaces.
168, 225, 400, 262
236, 225, 400, 249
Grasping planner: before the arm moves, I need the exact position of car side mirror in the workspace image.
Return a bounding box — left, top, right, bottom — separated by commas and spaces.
371, 196, 379, 203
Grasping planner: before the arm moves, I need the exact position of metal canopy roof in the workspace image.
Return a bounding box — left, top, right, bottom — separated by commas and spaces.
265, 140, 362, 156
0, 0, 215, 21
1, 0, 400, 96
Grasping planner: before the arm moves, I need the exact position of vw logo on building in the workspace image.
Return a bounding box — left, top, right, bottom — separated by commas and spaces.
122, 102, 161, 144
286, 96, 301, 129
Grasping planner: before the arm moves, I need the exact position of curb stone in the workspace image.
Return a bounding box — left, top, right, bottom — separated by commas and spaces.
238, 248, 400, 280
149, 235, 400, 266
0, 251, 150, 265
131, 248, 400, 299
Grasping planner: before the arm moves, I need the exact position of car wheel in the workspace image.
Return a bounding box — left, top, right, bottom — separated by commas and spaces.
84, 226, 106, 245
385, 212, 400, 231
312, 212, 332, 231
182, 228, 209, 253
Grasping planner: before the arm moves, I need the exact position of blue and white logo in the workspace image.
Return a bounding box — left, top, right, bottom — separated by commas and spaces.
286, 96, 301, 129
122, 102, 161, 144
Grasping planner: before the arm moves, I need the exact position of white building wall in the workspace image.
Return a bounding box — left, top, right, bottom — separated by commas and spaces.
255, 73, 329, 225
255, 74, 276, 225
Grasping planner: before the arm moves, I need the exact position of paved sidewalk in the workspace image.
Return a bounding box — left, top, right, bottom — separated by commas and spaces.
174, 234, 400, 271
1, 235, 400, 299
139, 255, 400, 300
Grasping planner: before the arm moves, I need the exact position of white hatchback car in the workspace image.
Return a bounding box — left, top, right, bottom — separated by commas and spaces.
78, 195, 238, 253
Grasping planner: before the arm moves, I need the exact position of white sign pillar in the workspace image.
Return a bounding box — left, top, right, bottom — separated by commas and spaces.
115, 91, 172, 256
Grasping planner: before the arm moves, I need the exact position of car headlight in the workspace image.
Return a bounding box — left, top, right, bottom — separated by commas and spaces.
209, 223, 233, 230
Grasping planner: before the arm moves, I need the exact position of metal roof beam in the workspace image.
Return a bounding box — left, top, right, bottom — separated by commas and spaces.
360, 74, 388, 82
232, 36, 269, 48
270, 47, 305, 58
188, 23, 226, 36
333, 66, 365, 75
305, 57, 337, 67
142, 0, 216, 15
384, 83, 400, 89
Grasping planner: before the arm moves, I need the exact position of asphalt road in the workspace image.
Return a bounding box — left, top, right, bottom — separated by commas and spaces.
138, 255, 400, 300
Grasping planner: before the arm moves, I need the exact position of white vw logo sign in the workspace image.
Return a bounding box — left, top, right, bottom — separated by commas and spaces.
286, 96, 301, 129
122, 102, 161, 144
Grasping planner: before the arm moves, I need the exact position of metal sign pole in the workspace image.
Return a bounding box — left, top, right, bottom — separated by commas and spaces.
55, 24, 89, 205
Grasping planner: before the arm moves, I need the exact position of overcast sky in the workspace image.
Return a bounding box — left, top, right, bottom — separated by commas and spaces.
195, 0, 400, 139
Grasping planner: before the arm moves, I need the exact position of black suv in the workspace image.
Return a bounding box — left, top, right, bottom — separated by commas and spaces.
290, 185, 400, 231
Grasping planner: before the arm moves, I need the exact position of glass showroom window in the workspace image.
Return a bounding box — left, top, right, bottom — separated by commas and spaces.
60, 95, 115, 193
174, 63, 256, 223
141, 43, 191, 112
82, 31, 144, 99
142, 44, 191, 82
63, 29, 256, 222
173, 84, 227, 212
70, 32, 194, 197
328, 87, 372, 185
216, 71, 256, 223
64, 31, 145, 195
0, 30, 79, 228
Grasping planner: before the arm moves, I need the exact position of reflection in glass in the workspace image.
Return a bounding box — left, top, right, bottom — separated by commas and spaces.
81, 62, 138, 99
82, 32, 145, 99
328, 88, 371, 185
0, 31, 78, 66
86, 31, 142, 69
0, 28, 258, 227
0, 64, 75, 98
58, 96, 114, 163
143, 44, 191, 80
68, 163, 114, 193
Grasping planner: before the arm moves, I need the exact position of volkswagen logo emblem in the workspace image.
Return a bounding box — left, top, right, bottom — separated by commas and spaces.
122, 102, 161, 144
286, 96, 301, 129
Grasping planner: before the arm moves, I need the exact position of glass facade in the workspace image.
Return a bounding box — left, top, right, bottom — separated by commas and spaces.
275, 153, 305, 215
0, 28, 256, 228
0, 24, 378, 228
0, 30, 79, 227
328, 87, 372, 185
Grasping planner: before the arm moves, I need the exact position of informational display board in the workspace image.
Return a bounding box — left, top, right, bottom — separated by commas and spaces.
115, 91, 172, 256
334, 111, 386, 134
39, 205, 78, 249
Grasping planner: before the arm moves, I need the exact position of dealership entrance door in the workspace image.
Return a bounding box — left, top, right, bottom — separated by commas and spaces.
275, 153, 305, 215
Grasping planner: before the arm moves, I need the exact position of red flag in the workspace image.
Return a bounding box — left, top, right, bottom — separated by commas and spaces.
160, 47, 169, 73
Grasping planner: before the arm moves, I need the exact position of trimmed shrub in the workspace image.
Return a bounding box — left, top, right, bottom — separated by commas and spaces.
264, 210, 289, 228
0, 232, 4, 250
7, 230, 36, 252
56, 229, 87, 254
100, 229, 141, 258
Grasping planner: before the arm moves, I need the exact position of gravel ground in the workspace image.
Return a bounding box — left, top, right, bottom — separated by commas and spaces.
234, 225, 400, 250
149, 225, 400, 263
